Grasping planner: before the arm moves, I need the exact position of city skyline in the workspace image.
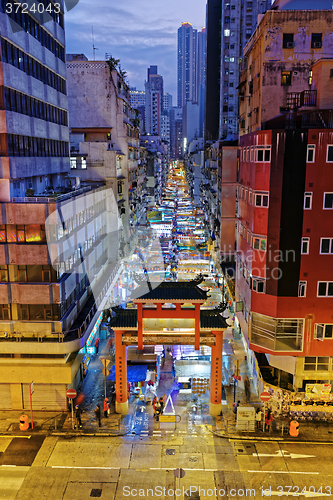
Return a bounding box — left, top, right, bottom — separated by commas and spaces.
65, 0, 206, 99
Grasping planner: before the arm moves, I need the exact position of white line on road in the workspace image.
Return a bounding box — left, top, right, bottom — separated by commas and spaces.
1, 465, 16, 467
0, 435, 31, 439
248, 470, 319, 475
51, 466, 120, 470
254, 450, 315, 459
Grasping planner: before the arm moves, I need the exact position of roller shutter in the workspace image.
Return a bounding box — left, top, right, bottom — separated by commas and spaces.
0, 384, 11, 409
22, 384, 67, 411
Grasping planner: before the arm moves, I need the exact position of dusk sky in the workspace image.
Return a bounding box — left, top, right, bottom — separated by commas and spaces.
65, 0, 206, 104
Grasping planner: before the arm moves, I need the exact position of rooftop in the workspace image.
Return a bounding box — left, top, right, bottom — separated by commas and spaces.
133, 280, 208, 302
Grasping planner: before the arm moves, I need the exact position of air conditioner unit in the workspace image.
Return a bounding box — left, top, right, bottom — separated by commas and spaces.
286, 41, 294, 48
313, 42, 322, 48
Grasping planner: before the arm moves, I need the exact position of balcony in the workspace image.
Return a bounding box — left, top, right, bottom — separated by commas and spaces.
286, 90, 317, 111
250, 313, 304, 352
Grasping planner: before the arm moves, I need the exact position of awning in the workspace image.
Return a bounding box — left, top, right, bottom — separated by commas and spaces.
117, 199, 125, 205
108, 364, 148, 383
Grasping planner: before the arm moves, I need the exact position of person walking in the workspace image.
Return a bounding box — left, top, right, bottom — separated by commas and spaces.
265, 409, 273, 432
159, 397, 165, 414
103, 398, 109, 418
95, 404, 101, 427
94, 337, 100, 355
152, 396, 157, 418
233, 400, 240, 421
255, 407, 262, 430
75, 405, 82, 429
244, 375, 250, 403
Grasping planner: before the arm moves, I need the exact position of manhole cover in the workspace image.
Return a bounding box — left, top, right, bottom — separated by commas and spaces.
189, 456, 199, 463
166, 449, 175, 455
90, 489, 102, 498
238, 449, 244, 452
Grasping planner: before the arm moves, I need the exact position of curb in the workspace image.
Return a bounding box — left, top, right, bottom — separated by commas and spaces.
206, 425, 333, 443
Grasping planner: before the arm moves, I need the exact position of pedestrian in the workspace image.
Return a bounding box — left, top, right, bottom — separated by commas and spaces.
154, 399, 162, 421
152, 396, 157, 418
233, 400, 240, 421
244, 375, 250, 403
103, 398, 109, 418
265, 409, 273, 432
110, 385, 115, 405
255, 407, 262, 429
95, 404, 101, 427
75, 405, 82, 429
159, 397, 165, 414
94, 337, 99, 355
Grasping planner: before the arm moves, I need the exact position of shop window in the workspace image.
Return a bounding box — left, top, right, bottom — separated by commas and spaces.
320, 238, 333, 254
317, 281, 333, 297
281, 71, 292, 86
304, 192, 313, 209
324, 193, 333, 209
298, 281, 307, 297
307, 145, 315, 162
315, 324, 333, 340
301, 237, 310, 254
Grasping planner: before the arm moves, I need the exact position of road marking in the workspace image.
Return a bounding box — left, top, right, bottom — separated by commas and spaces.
248, 470, 319, 475
150, 467, 217, 471
51, 466, 120, 470
1, 465, 17, 467
0, 435, 31, 439
254, 450, 315, 459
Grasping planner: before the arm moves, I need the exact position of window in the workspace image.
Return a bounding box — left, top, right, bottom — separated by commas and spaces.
320, 238, 333, 254
311, 33, 322, 49
327, 145, 333, 162
255, 192, 269, 207
304, 192, 313, 209
0, 304, 10, 320
323, 193, 333, 209
301, 237, 310, 254
256, 146, 271, 162
251, 278, 265, 293
0, 265, 8, 282
249, 189, 253, 204
315, 324, 333, 340
224, 29, 230, 37
298, 281, 307, 297
304, 356, 329, 371
225, 16, 230, 23
317, 281, 333, 296
281, 71, 292, 86
253, 236, 266, 251
250, 146, 254, 162
283, 33, 294, 49
307, 145, 315, 162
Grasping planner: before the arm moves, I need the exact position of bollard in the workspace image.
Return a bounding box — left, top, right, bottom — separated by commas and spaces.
19, 415, 29, 431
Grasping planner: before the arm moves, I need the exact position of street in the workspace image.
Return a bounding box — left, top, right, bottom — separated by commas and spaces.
1, 432, 333, 499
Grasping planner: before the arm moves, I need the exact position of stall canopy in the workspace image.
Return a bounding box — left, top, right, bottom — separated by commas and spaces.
108, 365, 148, 383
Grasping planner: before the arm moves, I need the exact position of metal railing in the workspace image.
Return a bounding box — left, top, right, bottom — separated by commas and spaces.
286, 90, 317, 110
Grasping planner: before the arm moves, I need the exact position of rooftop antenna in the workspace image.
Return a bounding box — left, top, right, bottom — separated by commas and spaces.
92, 26, 98, 61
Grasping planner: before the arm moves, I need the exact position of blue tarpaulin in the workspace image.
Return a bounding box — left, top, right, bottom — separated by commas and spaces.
108, 364, 148, 383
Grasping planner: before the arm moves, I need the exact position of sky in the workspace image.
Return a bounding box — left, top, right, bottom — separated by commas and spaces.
64, 0, 206, 104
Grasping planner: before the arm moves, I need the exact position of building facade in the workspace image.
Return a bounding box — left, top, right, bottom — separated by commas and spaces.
145, 66, 163, 136
177, 22, 197, 108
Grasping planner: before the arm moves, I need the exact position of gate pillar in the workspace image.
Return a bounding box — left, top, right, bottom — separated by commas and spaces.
115, 330, 128, 414
209, 330, 223, 416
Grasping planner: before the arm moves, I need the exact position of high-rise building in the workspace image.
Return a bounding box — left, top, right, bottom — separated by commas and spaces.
163, 93, 173, 114
129, 88, 146, 109
145, 65, 163, 135
219, 0, 272, 140
177, 22, 198, 107
205, 0, 271, 142
0, 3, 113, 410
197, 28, 207, 138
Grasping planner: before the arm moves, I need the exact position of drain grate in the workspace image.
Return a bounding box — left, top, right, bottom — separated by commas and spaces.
90, 489, 102, 498
189, 456, 199, 463
166, 449, 175, 455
